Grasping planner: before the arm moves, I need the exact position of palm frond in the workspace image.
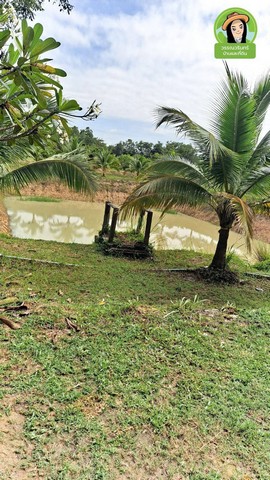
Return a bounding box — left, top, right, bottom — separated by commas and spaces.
240, 166, 270, 198
251, 200, 270, 215
230, 195, 254, 252
210, 65, 258, 153
121, 175, 212, 219
0, 156, 97, 195
244, 130, 270, 173
155, 107, 218, 160
0, 141, 33, 168
146, 158, 209, 186
253, 72, 270, 122
155, 106, 239, 185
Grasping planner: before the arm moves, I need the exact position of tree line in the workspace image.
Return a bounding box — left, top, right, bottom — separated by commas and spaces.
67, 126, 200, 177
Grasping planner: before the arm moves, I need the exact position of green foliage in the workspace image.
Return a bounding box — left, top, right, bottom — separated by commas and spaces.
94, 148, 118, 177
0, 15, 100, 146
123, 65, 270, 271
254, 259, 270, 272
117, 153, 133, 173
129, 155, 150, 177
253, 244, 270, 272
2, 0, 73, 20
254, 243, 270, 262
110, 138, 199, 160
0, 15, 99, 195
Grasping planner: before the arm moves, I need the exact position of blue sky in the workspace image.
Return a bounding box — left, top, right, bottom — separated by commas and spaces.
33, 0, 270, 145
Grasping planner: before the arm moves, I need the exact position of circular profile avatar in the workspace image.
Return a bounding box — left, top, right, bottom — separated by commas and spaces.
222, 11, 249, 43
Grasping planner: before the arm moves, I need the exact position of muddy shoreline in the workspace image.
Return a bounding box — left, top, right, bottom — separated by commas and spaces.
1, 180, 270, 244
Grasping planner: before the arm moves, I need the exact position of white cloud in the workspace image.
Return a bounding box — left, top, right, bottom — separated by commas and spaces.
34, 0, 270, 143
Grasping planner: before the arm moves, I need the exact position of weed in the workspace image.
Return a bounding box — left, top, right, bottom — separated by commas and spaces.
254, 243, 270, 262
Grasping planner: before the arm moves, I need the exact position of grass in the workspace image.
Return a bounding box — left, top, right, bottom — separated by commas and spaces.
0, 234, 269, 479
19, 196, 61, 202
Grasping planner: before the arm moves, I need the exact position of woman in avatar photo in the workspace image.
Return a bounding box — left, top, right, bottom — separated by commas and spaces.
222, 11, 249, 43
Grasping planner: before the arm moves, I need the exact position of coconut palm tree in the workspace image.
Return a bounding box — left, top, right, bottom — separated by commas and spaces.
94, 148, 117, 177
122, 64, 270, 272
129, 156, 150, 177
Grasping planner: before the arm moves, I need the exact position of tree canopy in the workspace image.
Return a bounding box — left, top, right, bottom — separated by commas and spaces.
0, 12, 100, 195
1, 0, 73, 20
0, 11, 100, 147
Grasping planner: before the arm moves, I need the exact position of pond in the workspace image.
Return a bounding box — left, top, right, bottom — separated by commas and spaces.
4, 196, 258, 260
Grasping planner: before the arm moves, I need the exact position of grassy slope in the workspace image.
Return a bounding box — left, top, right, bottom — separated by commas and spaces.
0, 235, 269, 480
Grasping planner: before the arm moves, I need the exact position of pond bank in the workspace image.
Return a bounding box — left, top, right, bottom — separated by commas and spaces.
1, 179, 270, 245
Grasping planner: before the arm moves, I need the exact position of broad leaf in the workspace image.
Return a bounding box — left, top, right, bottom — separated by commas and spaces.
31, 37, 61, 57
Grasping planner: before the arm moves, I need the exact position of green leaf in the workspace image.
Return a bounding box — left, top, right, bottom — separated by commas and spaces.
32, 84, 48, 108
53, 67, 67, 77
33, 71, 63, 89
60, 99, 80, 112
7, 43, 20, 65
56, 88, 63, 106
0, 29, 10, 49
29, 23, 44, 51
31, 37, 61, 57
22, 21, 34, 56
21, 19, 28, 38
14, 70, 23, 87
18, 56, 28, 67
59, 117, 72, 135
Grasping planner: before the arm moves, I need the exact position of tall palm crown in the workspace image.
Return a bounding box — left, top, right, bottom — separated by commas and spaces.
122, 64, 270, 270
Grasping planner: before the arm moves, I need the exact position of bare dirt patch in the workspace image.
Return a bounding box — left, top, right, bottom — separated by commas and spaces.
20, 179, 135, 205
112, 423, 257, 480
0, 398, 37, 480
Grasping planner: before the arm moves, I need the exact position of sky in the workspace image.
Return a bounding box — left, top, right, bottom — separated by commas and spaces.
33, 0, 270, 145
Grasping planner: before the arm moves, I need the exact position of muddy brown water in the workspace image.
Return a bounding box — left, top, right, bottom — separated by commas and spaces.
4, 197, 265, 261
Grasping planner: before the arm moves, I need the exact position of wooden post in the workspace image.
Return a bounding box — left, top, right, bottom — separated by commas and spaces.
136, 210, 145, 234
108, 207, 119, 243
101, 201, 111, 235
143, 211, 153, 245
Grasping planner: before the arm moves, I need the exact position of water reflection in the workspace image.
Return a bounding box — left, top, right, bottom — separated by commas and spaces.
4, 197, 253, 258
152, 224, 218, 251
49, 216, 87, 243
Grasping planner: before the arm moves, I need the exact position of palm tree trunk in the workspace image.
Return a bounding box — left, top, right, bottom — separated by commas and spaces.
209, 227, 230, 270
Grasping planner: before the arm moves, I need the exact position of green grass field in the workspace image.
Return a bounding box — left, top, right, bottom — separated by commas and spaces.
0, 235, 269, 479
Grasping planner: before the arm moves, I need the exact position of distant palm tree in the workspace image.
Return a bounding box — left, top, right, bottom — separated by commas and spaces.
129, 156, 150, 177
117, 154, 133, 175
122, 64, 270, 272
94, 148, 117, 177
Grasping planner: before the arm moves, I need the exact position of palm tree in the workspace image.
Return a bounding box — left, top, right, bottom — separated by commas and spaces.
117, 154, 133, 175
122, 64, 270, 273
129, 156, 150, 177
94, 148, 117, 177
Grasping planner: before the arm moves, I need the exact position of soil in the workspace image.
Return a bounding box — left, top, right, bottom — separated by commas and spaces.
1, 179, 270, 244
0, 398, 37, 480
